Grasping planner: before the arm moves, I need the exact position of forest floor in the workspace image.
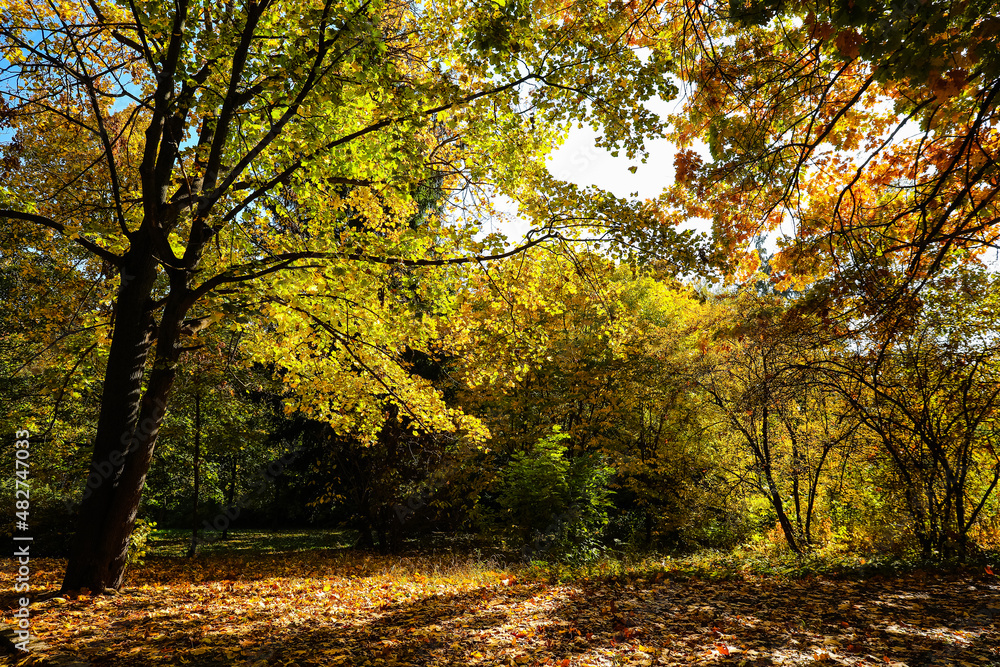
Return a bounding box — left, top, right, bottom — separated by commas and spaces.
2, 534, 998, 667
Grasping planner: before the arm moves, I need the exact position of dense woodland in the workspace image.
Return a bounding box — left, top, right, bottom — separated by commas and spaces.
1, 0, 999, 615
6, 245, 999, 568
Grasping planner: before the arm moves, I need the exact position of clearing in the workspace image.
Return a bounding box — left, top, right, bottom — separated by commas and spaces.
2, 533, 997, 666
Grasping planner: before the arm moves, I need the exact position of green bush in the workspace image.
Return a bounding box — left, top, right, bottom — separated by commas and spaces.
126, 517, 157, 571
493, 429, 613, 563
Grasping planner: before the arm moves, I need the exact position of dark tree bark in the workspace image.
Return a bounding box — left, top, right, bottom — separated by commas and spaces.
222, 455, 238, 540
188, 389, 202, 558
761, 402, 801, 555
61, 233, 181, 591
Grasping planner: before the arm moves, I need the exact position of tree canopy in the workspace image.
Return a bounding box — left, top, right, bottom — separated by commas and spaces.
659, 0, 999, 320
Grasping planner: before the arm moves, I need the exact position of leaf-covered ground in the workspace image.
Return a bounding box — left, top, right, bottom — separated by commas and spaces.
2, 550, 998, 666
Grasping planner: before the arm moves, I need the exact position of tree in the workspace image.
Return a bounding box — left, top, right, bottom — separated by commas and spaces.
289, 345, 472, 552
658, 1, 1000, 322
0, 241, 108, 555
487, 427, 614, 562
0, 0, 679, 591
142, 335, 273, 553
695, 287, 856, 554
698, 294, 799, 553
818, 268, 1000, 557
453, 246, 718, 547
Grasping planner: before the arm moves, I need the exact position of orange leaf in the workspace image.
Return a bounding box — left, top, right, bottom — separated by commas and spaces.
833, 30, 863, 59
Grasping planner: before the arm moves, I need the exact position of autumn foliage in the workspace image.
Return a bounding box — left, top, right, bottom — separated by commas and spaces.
2, 0, 1000, 663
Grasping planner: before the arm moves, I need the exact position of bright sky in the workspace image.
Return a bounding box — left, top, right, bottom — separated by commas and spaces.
547, 126, 678, 202
485, 93, 714, 247
484, 125, 681, 245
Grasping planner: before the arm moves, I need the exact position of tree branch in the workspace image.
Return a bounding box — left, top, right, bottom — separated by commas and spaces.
0, 210, 123, 266
188, 232, 561, 304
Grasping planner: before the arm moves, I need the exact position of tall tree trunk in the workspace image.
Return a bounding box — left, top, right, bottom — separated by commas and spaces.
62, 243, 159, 591
805, 444, 833, 546
187, 389, 202, 558
761, 403, 801, 555
222, 455, 237, 540
789, 434, 804, 539
62, 240, 190, 591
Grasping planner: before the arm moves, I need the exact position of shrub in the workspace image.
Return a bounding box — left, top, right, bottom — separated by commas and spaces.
126, 517, 157, 570
494, 429, 613, 563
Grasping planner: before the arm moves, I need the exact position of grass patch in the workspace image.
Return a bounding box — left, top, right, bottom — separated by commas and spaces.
147, 527, 357, 557
517, 545, 1000, 584
144, 528, 1000, 585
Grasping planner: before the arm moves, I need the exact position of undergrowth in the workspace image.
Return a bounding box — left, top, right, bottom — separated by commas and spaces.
516, 545, 1000, 584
